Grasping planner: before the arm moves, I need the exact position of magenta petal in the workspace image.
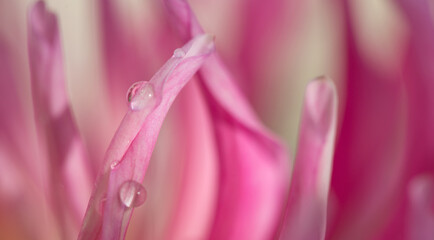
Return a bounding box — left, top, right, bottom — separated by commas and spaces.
395, 0, 434, 188
376, 1, 434, 238
328, 1, 407, 238
164, 1, 291, 239
280, 77, 337, 240
78, 34, 214, 240
199, 56, 290, 240
27, 0, 93, 228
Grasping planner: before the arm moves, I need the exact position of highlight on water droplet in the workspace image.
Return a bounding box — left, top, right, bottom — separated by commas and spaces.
126, 81, 143, 102
173, 48, 185, 58
126, 81, 156, 111
119, 180, 147, 208
110, 160, 121, 169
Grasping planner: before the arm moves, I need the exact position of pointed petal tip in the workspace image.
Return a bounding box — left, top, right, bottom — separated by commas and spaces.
29, 1, 57, 41
79, 32, 216, 239
306, 76, 337, 104
280, 76, 338, 240
305, 76, 338, 138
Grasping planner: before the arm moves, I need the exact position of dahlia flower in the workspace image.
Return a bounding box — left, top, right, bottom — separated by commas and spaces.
0, 0, 433, 240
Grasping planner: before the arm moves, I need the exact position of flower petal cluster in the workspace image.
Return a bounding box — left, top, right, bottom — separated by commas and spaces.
0, 0, 433, 239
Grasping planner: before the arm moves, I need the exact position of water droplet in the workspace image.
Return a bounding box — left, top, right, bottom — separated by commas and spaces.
173, 48, 185, 58
126, 81, 155, 111
110, 160, 120, 169
126, 81, 142, 102
119, 180, 147, 208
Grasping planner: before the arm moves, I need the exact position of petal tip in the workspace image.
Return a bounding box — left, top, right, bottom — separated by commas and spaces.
305, 76, 338, 138
28, 0, 57, 45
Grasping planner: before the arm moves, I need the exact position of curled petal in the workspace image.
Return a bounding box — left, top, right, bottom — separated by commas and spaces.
280, 77, 338, 240
328, 1, 407, 238
164, 1, 291, 239
78, 34, 214, 240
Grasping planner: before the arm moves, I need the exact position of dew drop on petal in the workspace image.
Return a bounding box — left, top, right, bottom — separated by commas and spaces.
110, 160, 120, 169
119, 180, 147, 208
173, 48, 185, 58
126, 81, 156, 111
126, 81, 143, 103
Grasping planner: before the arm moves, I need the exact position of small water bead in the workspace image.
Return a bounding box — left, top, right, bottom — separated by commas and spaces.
126, 81, 141, 103
119, 180, 147, 208
173, 48, 185, 58
126, 81, 156, 111
110, 160, 120, 169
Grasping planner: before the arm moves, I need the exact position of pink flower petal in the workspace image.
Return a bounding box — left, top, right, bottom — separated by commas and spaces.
328, 1, 407, 239
280, 77, 337, 240
98, 0, 177, 113
99, 0, 149, 100
395, 0, 434, 187
164, 1, 291, 239
0, 10, 40, 194
0, 39, 30, 193
0, 2, 59, 238
161, 82, 218, 239
373, 1, 434, 238
237, 0, 304, 101
93, 0, 182, 174
78, 34, 215, 240
27, 0, 93, 231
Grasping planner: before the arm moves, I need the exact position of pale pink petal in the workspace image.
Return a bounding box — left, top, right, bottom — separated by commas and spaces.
161, 81, 218, 240
164, 1, 291, 239
78, 34, 214, 240
279, 77, 337, 240
0, 39, 30, 191
0, 1, 65, 238
0, 2, 54, 238
27, 1, 93, 233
